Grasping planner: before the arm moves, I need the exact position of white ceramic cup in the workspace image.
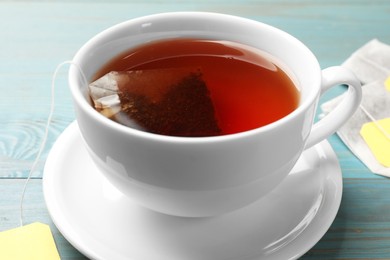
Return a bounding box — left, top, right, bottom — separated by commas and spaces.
69, 12, 361, 217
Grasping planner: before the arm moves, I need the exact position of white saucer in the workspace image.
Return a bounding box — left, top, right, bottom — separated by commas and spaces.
43, 121, 342, 260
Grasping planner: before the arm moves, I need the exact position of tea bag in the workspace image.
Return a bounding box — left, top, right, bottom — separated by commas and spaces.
320, 39, 390, 177
342, 39, 390, 84
89, 68, 221, 137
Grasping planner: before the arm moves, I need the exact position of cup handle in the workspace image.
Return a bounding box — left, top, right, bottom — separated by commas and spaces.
305, 66, 362, 149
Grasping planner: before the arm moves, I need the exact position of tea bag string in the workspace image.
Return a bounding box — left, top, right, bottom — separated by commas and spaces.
19, 60, 88, 227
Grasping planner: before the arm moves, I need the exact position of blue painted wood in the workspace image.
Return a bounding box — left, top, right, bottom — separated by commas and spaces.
1, 1, 390, 259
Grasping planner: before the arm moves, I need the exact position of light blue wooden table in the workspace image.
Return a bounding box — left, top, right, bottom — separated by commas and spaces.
1, 1, 390, 259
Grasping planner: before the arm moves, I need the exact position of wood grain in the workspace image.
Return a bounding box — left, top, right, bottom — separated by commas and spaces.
1, 0, 390, 259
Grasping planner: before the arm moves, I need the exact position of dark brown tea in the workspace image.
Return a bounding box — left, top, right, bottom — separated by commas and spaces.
91, 38, 299, 137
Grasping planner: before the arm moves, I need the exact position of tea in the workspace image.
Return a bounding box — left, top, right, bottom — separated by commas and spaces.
91, 38, 299, 137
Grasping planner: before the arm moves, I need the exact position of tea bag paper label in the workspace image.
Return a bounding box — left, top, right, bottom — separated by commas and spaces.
360, 118, 390, 167
385, 76, 390, 91
0, 222, 60, 260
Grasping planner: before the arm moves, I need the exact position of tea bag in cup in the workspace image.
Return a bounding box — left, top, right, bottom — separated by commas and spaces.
88, 68, 222, 137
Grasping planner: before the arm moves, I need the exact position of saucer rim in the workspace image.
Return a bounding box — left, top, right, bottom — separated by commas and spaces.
43, 121, 342, 260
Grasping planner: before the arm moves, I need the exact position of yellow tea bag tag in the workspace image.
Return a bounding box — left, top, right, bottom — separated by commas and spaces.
0, 222, 60, 260
360, 118, 390, 167
385, 76, 390, 91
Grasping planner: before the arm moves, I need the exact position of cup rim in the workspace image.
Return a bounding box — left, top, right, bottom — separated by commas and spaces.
69, 11, 321, 144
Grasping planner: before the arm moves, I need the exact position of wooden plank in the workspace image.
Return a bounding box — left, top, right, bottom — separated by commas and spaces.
1, 1, 390, 258
302, 178, 390, 259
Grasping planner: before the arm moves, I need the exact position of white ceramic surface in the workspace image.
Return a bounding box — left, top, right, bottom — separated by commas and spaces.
43, 122, 343, 260
68, 12, 359, 217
